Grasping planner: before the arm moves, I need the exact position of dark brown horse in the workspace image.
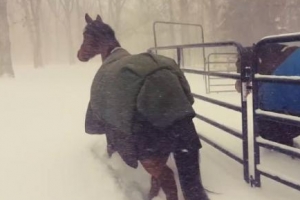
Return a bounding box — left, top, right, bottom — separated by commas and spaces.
235, 43, 300, 146
78, 14, 209, 200
235, 44, 298, 93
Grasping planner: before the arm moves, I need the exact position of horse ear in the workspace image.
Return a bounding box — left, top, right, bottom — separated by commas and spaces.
85, 13, 93, 24
96, 15, 103, 23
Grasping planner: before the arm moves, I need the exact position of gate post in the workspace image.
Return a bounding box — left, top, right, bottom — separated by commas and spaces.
251, 43, 261, 187
176, 48, 184, 68
239, 47, 250, 183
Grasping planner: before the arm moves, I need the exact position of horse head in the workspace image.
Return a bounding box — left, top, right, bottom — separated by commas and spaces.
77, 14, 120, 62
234, 46, 253, 93
235, 43, 297, 93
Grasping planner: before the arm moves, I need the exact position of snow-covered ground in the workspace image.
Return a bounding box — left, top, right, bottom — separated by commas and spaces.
0, 65, 299, 200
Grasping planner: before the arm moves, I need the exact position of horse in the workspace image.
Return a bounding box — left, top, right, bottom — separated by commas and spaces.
235, 43, 300, 146
235, 44, 298, 92
77, 14, 209, 200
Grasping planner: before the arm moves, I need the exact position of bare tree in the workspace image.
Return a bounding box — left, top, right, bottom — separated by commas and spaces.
108, 0, 127, 32
74, 0, 99, 41
0, 0, 14, 77
18, 0, 43, 68
46, 0, 63, 62
208, 0, 294, 45
59, 0, 75, 65
179, 0, 190, 44
287, 0, 300, 32
166, 0, 175, 44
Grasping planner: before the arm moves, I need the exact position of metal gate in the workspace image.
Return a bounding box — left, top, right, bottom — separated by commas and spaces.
251, 33, 300, 191
153, 21, 237, 94
205, 52, 238, 93
152, 21, 205, 63
149, 21, 300, 192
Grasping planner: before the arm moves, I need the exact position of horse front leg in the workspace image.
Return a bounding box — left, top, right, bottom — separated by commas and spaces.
140, 158, 178, 200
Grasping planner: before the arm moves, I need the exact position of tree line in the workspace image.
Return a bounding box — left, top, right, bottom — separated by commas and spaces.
0, 0, 299, 77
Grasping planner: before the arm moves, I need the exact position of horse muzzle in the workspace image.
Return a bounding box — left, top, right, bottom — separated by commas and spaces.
77, 50, 90, 62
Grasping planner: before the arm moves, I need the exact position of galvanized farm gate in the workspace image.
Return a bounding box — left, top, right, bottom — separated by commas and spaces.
149, 21, 300, 193
251, 33, 300, 191
153, 21, 237, 94
205, 52, 238, 93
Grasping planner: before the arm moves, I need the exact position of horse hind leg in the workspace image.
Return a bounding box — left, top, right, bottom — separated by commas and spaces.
141, 158, 178, 200
174, 149, 210, 200
148, 176, 160, 200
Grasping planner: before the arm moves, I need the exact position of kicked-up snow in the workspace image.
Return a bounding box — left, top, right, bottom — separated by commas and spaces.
0, 65, 299, 200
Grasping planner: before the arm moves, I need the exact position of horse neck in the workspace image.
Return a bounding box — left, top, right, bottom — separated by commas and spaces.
101, 41, 121, 61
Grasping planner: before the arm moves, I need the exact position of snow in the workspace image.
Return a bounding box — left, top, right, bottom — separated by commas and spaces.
255, 74, 300, 81
294, 136, 300, 148
0, 65, 300, 200
260, 32, 300, 41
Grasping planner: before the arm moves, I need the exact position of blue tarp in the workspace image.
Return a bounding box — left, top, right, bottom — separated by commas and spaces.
259, 48, 300, 116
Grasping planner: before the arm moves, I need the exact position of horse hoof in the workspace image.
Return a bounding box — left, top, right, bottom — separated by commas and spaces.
148, 177, 160, 200
107, 145, 116, 158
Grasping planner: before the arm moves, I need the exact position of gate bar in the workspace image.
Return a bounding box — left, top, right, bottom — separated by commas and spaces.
255, 110, 300, 128
197, 133, 243, 164
255, 74, 300, 84
148, 41, 243, 51
257, 138, 300, 159
196, 114, 242, 139
257, 165, 300, 191
183, 69, 240, 79
192, 93, 241, 112
258, 32, 300, 46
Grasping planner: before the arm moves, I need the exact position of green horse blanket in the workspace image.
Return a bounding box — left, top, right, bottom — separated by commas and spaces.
85, 48, 195, 167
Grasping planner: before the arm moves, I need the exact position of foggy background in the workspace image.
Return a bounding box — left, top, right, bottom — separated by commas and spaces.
1, 0, 300, 76
1, 1, 300, 199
